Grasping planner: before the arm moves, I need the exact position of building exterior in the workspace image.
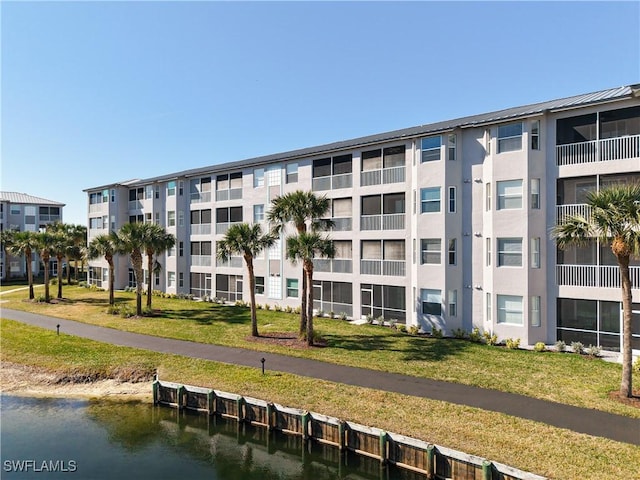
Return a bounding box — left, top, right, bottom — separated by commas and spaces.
0, 191, 65, 279
85, 85, 640, 353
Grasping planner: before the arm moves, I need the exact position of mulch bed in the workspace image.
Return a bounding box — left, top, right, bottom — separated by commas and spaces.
245, 332, 326, 349
608, 390, 640, 409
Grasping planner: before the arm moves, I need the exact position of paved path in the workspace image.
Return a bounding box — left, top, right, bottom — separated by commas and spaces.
2, 308, 639, 446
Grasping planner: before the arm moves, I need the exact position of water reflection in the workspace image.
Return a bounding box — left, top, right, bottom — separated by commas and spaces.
1, 395, 425, 480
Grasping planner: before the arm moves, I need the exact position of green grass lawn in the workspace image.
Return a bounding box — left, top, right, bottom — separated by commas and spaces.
1, 318, 639, 480
2, 285, 639, 418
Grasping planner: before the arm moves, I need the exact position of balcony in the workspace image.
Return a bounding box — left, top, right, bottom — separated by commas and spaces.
128, 200, 143, 211
556, 264, 640, 288
216, 256, 243, 268
328, 217, 352, 231
360, 166, 406, 187
216, 222, 242, 235
556, 135, 639, 166
190, 191, 212, 204
192, 255, 212, 267
89, 203, 104, 214
556, 204, 592, 224
312, 173, 353, 191
360, 213, 405, 231
313, 258, 353, 273
215, 188, 242, 202
360, 259, 406, 276
191, 224, 212, 236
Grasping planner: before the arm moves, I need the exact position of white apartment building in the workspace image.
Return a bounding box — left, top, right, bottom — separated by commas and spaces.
85, 84, 640, 352
0, 191, 65, 279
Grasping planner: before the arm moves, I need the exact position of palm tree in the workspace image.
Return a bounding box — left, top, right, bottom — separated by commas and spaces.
553, 183, 640, 398
36, 231, 54, 302
267, 190, 333, 337
141, 223, 176, 308
9, 231, 38, 299
217, 223, 276, 337
116, 222, 146, 316
286, 232, 335, 345
87, 232, 119, 305
0, 230, 16, 281
67, 224, 87, 283
50, 231, 68, 299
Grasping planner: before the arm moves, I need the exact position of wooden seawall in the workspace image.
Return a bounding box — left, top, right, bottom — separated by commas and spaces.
154, 380, 546, 480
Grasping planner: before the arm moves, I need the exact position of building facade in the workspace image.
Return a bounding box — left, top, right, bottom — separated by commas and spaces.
0, 192, 65, 279
85, 85, 640, 352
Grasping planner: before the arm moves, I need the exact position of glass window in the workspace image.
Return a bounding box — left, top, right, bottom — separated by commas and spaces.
168, 211, 176, 227
361, 195, 381, 216
362, 149, 382, 171
421, 136, 441, 162
167, 181, 176, 196
332, 154, 352, 175
497, 180, 523, 209
286, 278, 299, 298
383, 146, 405, 168
216, 174, 229, 190
383, 240, 405, 261
420, 239, 441, 264
486, 292, 492, 322
497, 295, 524, 325
485, 183, 491, 211
179, 241, 184, 257
531, 178, 540, 209
448, 186, 456, 213
448, 290, 457, 317
497, 122, 523, 153
179, 272, 184, 288
168, 272, 175, 288
498, 238, 522, 267
255, 276, 265, 295
531, 296, 541, 327
229, 206, 243, 223
254, 169, 265, 188
420, 187, 441, 213
421, 289, 442, 315
229, 172, 242, 189
531, 120, 540, 150
383, 193, 405, 214
286, 163, 298, 184
448, 238, 457, 265
361, 240, 382, 260
333, 240, 352, 259
313, 158, 331, 178
254, 205, 265, 223
332, 198, 352, 217
447, 134, 456, 161
178, 211, 184, 227
531, 237, 540, 268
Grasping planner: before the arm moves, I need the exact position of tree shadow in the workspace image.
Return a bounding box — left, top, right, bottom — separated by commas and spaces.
159, 305, 250, 326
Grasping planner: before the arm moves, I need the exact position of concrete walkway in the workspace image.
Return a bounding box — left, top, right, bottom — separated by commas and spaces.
2, 308, 638, 446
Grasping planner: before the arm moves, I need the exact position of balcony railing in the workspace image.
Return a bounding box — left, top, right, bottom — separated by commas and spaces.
39, 214, 61, 222
556, 204, 592, 224
190, 191, 212, 204
312, 173, 353, 191
216, 256, 243, 268
556, 134, 640, 166
360, 166, 406, 186
128, 200, 143, 211
313, 258, 352, 273
89, 203, 104, 213
215, 188, 242, 202
360, 259, 406, 276
192, 255, 212, 267
360, 213, 405, 231
216, 222, 242, 235
556, 264, 640, 288
191, 224, 212, 235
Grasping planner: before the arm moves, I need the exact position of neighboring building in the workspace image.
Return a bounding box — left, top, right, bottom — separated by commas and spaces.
85, 84, 640, 353
0, 192, 65, 279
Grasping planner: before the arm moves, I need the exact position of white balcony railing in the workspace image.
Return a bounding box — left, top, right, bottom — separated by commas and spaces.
361, 213, 405, 231
89, 203, 104, 213
312, 173, 353, 191
216, 256, 243, 268
128, 200, 143, 211
192, 255, 212, 267
556, 264, 640, 288
190, 224, 212, 236
331, 217, 352, 231
556, 134, 640, 166
313, 258, 352, 273
360, 166, 406, 187
556, 204, 592, 224
215, 188, 242, 202
361, 259, 405, 276
216, 222, 242, 235
190, 191, 212, 204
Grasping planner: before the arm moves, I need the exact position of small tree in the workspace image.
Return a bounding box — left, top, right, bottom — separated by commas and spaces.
35, 231, 55, 302
217, 223, 276, 337
115, 222, 146, 316
9, 231, 38, 299
87, 232, 119, 305
141, 223, 175, 308
0, 230, 16, 281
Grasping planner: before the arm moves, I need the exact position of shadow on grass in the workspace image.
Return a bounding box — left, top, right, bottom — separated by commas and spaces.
159, 305, 250, 326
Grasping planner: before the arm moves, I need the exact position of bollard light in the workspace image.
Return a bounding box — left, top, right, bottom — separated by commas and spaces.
56, 324, 60, 335
261, 357, 266, 375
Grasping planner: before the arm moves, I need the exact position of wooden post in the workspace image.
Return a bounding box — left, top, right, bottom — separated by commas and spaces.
482, 460, 493, 480
237, 396, 244, 422
426, 444, 435, 480
338, 421, 346, 451
379, 431, 388, 465
266, 403, 274, 430
177, 385, 186, 410
302, 412, 310, 440
152, 380, 159, 405
207, 390, 215, 416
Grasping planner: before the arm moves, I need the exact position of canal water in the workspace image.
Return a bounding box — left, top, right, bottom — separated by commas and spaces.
1, 395, 426, 479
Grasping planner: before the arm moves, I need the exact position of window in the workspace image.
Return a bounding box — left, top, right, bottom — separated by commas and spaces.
362, 149, 382, 171
486, 238, 491, 266
255, 276, 265, 295
179, 272, 184, 288
102, 189, 109, 203
531, 237, 540, 268
314, 281, 354, 316
497, 180, 523, 209
485, 183, 491, 211
154, 186, 159, 199
421, 289, 442, 315
361, 284, 405, 322
497, 295, 524, 325
154, 212, 160, 224
145, 213, 152, 223
447, 134, 456, 161
254, 204, 265, 223
420, 187, 441, 213
485, 128, 492, 155
254, 168, 265, 187
421, 136, 441, 162
168, 272, 175, 288
531, 120, 540, 150
178, 211, 184, 227
216, 207, 243, 223
313, 158, 331, 177
286, 163, 298, 183
448, 186, 456, 213
168, 211, 176, 227
383, 146, 406, 167
167, 181, 176, 196
531, 178, 540, 209
448, 238, 457, 265
145, 185, 154, 200
531, 296, 541, 327
191, 209, 212, 225
420, 239, 441, 264
486, 293, 492, 322
168, 246, 175, 257
286, 278, 299, 298
179, 181, 184, 196
497, 122, 523, 153
111, 189, 116, 202
179, 241, 184, 257
448, 290, 457, 316
498, 238, 522, 267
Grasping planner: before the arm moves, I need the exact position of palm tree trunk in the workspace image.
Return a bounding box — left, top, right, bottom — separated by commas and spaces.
305, 262, 314, 346
57, 254, 63, 299
66, 260, 72, 285
26, 248, 34, 300
618, 255, 633, 397
132, 251, 143, 316
146, 253, 153, 308
4, 248, 10, 281
299, 266, 308, 338
246, 257, 259, 337
43, 256, 50, 302
108, 258, 115, 306
74, 259, 79, 282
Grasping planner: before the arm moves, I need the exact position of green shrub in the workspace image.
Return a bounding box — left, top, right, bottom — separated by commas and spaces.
339, 312, 348, 321
397, 324, 407, 333
365, 314, 374, 324
408, 325, 419, 335
534, 342, 546, 352
293, 306, 301, 315
376, 315, 385, 326
119, 305, 134, 318
142, 306, 154, 317
505, 338, 521, 350
469, 327, 483, 343
273, 304, 282, 312
555, 340, 566, 353
316, 309, 324, 317
483, 331, 499, 346
50, 278, 57, 285
585, 344, 601, 357
35, 295, 47, 303
571, 341, 584, 354
633, 356, 640, 374
106, 305, 120, 315
284, 305, 293, 314
431, 327, 443, 338
452, 328, 467, 339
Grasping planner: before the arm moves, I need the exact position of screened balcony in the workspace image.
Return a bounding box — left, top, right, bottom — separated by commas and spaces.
360, 193, 406, 231
312, 155, 353, 191
360, 146, 406, 186
361, 240, 406, 276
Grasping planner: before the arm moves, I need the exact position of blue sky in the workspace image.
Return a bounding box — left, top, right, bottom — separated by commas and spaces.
2, 1, 638, 225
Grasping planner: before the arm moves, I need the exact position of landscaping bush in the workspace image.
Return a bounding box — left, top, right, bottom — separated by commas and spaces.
452, 328, 467, 339
571, 341, 584, 355
555, 340, 566, 353
431, 327, 443, 338
505, 338, 520, 350
585, 345, 601, 357
534, 342, 546, 352
483, 331, 499, 346
469, 327, 483, 343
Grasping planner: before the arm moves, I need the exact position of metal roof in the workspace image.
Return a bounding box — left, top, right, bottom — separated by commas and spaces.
86, 83, 639, 191
0, 191, 65, 206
